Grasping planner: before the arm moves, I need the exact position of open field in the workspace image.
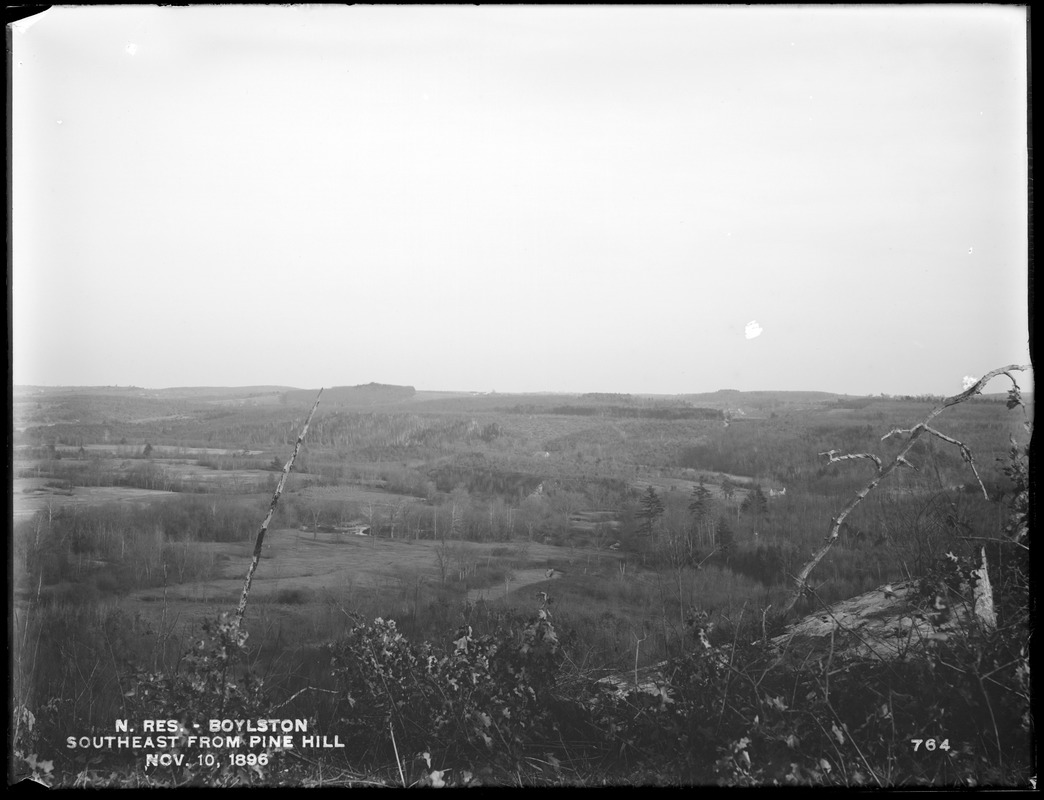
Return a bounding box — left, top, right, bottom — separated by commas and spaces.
16, 444, 267, 457
14, 457, 287, 495
13, 478, 177, 520
466, 568, 563, 603
129, 533, 593, 607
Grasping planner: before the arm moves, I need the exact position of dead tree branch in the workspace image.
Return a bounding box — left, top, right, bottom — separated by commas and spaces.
234, 388, 323, 630
782, 364, 1030, 618
921, 426, 989, 498
819, 450, 883, 472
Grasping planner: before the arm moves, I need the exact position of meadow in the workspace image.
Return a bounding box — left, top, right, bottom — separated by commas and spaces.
11, 382, 1032, 787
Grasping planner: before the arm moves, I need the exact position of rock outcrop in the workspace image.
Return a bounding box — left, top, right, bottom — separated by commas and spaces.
598, 551, 997, 697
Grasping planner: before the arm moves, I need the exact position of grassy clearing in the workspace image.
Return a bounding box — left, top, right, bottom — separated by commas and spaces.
13, 479, 177, 521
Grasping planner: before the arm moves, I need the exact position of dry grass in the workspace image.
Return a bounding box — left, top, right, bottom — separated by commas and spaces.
126, 533, 609, 610
12, 479, 176, 520
467, 568, 562, 603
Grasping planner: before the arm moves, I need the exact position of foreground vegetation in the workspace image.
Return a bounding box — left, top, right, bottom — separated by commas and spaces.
11, 380, 1032, 786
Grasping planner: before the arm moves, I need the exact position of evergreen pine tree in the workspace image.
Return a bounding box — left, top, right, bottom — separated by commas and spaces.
638, 486, 665, 536
688, 479, 711, 518
716, 516, 734, 558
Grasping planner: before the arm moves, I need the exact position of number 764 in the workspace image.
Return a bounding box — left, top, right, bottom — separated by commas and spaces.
911, 738, 950, 752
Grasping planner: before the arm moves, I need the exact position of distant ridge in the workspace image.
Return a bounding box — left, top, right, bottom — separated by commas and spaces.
669, 390, 841, 407
162, 386, 297, 393
156, 386, 298, 399
283, 382, 416, 407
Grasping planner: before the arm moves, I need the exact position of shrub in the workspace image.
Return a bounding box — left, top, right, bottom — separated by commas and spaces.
328, 610, 568, 767
272, 587, 315, 605
728, 540, 802, 585
122, 614, 286, 787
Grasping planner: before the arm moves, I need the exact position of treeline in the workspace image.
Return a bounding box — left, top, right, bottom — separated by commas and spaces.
286, 486, 599, 546
428, 453, 543, 498
21, 408, 488, 454
17, 393, 194, 427
508, 404, 723, 421
206, 412, 501, 453
679, 413, 1021, 493
17, 409, 239, 449
829, 395, 1008, 409
578, 392, 635, 403
282, 383, 416, 406
13, 496, 268, 604
832, 397, 875, 409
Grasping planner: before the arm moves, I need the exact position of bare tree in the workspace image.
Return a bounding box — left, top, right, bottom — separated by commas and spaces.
433, 540, 450, 585
234, 389, 322, 630
782, 364, 1030, 617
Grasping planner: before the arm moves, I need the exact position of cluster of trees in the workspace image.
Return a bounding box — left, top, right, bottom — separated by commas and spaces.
630, 480, 777, 572
428, 453, 543, 499
281, 484, 570, 546
13, 496, 268, 599
300, 413, 510, 453
579, 392, 635, 402
17, 408, 238, 451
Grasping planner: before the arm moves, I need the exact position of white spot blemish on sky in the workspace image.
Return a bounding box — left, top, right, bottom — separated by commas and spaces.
125, 43, 138, 56
744, 321, 764, 340
962, 375, 977, 390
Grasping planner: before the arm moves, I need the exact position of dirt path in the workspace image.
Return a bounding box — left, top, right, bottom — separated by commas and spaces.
467, 568, 561, 603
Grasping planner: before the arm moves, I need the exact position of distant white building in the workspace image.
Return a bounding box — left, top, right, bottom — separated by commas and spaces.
336, 522, 372, 536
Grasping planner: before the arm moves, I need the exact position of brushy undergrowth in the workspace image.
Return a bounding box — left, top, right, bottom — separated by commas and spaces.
13, 564, 1031, 788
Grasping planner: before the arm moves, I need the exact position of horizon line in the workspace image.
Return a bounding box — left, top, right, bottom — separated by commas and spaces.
12, 383, 1029, 399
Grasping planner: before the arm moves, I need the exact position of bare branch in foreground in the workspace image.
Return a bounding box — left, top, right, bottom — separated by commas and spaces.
971, 547, 997, 632
922, 426, 989, 499
234, 388, 323, 630
881, 427, 916, 441
819, 450, 883, 472
782, 364, 1030, 618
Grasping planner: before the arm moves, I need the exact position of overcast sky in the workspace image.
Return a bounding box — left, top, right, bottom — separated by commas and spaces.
11, 6, 1030, 396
